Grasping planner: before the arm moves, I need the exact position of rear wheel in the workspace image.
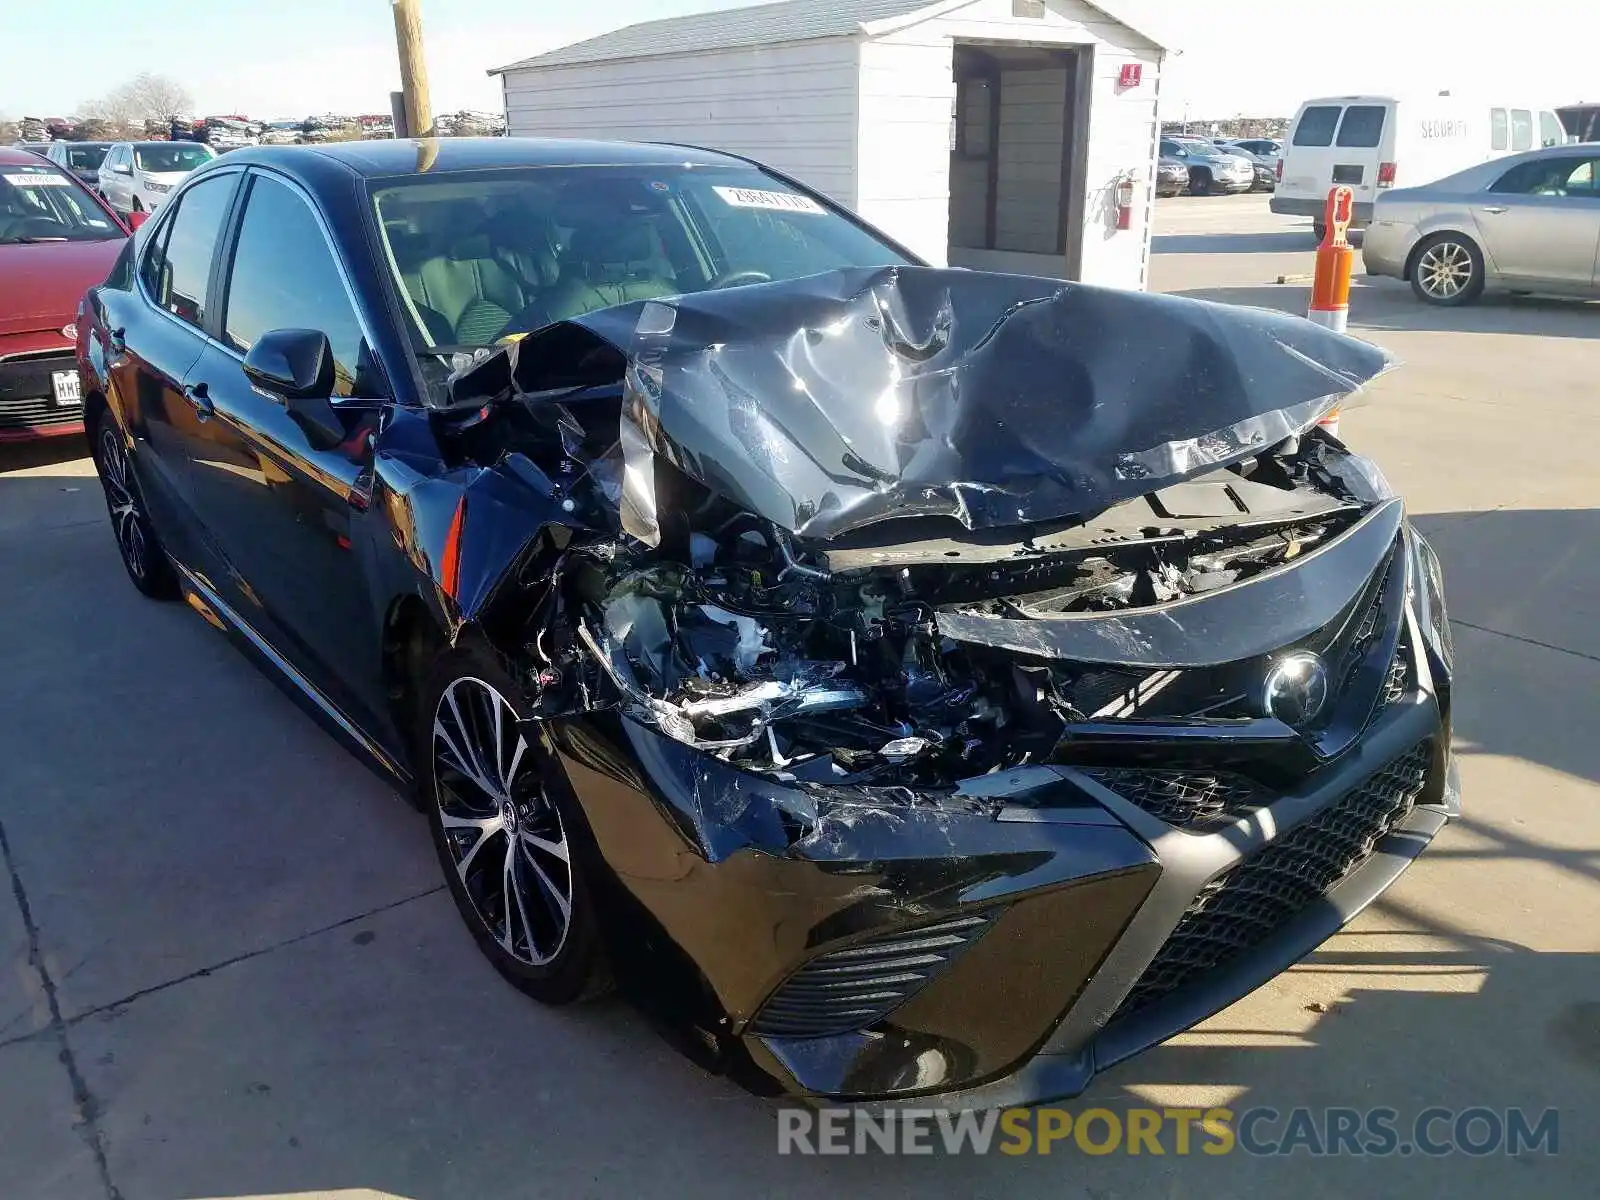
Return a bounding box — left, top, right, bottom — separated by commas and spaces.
1410, 233, 1484, 306
417, 645, 611, 1005
90, 411, 178, 599
1312, 221, 1327, 243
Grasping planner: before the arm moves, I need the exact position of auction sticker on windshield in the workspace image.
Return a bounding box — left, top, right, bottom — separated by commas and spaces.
3, 171, 72, 186
712, 186, 825, 214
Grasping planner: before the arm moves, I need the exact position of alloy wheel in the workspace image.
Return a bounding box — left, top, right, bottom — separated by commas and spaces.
432, 676, 572, 966
97, 426, 148, 581
1416, 240, 1474, 300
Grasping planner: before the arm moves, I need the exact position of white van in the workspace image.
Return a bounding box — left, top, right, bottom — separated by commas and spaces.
1272, 95, 1570, 236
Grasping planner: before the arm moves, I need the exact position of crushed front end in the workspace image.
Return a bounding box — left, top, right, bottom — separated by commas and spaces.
430, 267, 1457, 1105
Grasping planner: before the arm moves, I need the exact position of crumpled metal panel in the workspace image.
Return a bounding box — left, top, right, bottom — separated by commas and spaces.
529, 266, 1396, 543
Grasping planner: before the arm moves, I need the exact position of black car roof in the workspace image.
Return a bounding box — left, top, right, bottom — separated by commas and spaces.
220, 136, 755, 183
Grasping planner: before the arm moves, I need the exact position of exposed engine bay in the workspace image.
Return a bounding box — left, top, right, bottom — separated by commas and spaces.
437, 267, 1399, 791
524, 435, 1380, 789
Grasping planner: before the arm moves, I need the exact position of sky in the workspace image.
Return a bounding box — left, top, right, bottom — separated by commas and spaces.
1, 0, 1593, 124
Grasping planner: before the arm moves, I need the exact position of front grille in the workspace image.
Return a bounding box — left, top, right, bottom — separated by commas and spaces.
0, 354, 79, 430
1112, 740, 1432, 1021
750, 914, 991, 1038
1080, 768, 1266, 831
0, 395, 82, 430
0, 348, 75, 366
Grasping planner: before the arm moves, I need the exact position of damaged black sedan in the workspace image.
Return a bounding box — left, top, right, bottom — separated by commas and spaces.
77, 138, 1457, 1108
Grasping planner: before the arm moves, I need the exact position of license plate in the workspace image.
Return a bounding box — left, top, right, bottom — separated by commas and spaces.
52, 370, 81, 406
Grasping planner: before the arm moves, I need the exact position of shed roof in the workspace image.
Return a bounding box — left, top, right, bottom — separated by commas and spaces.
491, 0, 1172, 74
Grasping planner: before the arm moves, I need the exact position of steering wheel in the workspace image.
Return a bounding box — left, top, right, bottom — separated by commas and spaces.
707, 269, 772, 290
6, 216, 69, 241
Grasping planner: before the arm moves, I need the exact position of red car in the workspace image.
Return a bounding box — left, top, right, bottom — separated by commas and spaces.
0, 147, 130, 441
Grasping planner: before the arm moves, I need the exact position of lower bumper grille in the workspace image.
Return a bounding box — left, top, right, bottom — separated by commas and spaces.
750, 914, 991, 1038
0, 353, 80, 430
1113, 739, 1433, 1021
1081, 768, 1266, 831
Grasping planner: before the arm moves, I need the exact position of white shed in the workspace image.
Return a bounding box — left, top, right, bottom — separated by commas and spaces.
491, 0, 1174, 289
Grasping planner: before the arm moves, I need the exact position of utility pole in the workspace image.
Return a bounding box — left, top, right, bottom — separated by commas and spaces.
391, 0, 433, 139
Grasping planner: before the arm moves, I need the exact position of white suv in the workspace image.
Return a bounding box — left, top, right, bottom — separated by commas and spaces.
97, 141, 217, 218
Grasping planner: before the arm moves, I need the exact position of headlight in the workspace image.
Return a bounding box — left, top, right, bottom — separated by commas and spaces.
144, 180, 171, 194
1407, 528, 1453, 670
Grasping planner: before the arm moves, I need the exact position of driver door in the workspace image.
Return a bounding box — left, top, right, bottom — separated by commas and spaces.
180, 169, 392, 732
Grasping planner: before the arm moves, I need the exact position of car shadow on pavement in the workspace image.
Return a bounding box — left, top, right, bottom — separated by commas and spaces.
1177, 280, 1599, 339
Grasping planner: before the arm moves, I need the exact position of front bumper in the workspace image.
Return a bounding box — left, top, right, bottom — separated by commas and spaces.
1273, 195, 1376, 226
547, 528, 1456, 1107
0, 346, 85, 440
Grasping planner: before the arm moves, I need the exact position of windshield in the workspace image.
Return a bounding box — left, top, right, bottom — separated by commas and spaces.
0, 163, 123, 243
67, 144, 111, 170
370, 163, 912, 352
134, 144, 213, 173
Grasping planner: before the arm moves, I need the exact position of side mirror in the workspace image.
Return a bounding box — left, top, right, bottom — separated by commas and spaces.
112, 163, 132, 175
242, 328, 346, 450
127, 209, 149, 231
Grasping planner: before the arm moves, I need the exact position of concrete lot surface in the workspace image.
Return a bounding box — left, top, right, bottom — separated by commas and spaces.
2, 194, 1596, 1198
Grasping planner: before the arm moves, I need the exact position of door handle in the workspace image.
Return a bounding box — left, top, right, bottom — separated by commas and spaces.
183, 381, 214, 419
1481, 205, 1507, 214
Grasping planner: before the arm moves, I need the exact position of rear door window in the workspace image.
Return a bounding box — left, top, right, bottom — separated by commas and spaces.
1491, 109, 1508, 151
1510, 110, 1534, 151
1292, 106, 1341, 147
145, 174, 235, 328
1335, 105, 1386, 148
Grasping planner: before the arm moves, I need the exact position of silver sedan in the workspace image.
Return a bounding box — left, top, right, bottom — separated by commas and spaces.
1362, 145, 1600, 305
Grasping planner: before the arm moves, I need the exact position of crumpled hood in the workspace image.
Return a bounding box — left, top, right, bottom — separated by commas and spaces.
470, 266, 1394, 543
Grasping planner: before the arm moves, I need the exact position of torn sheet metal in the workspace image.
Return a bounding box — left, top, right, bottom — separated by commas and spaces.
463, 266, 1394, 544
934, 498, 1406, 668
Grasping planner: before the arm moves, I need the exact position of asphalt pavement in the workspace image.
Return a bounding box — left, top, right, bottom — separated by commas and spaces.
2, 194, 1596, 1198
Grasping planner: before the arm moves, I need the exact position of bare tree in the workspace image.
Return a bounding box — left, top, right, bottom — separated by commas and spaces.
77, 73, 195, 134
117, 73, 194, 122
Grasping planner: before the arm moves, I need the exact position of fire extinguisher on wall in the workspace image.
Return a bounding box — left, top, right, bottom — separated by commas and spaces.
1115, 173, 1137, 231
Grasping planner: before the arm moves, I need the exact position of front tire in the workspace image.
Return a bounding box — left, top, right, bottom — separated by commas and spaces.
417, 644, 611, 1005
1410, 233, 1484, 306
90, 410, 178, 599
1190, 169, 1214, 196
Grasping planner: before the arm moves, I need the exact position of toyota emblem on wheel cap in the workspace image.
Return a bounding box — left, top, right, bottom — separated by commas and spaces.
1262, 651, 1330, 726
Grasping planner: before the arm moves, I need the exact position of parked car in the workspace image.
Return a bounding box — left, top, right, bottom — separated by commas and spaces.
78, 137, 1456, 1109
1160, 137, 1255, 194
1363, 144, 1600, 305
0, 149, 128, 440
44, 140, 114, 192
1228, 137, 1283, 162
10, 141, 52, 156
1275, 95, 1570, 239
1156, 155, 1190, 196
97, 141, 217, 218
1219, 144, 1279, 192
